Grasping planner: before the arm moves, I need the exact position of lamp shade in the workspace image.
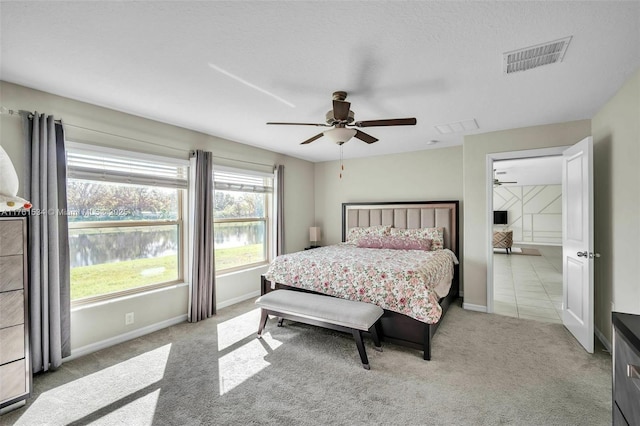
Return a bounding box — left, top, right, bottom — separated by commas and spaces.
309, 226, 321, 242
323, 128, 356, 144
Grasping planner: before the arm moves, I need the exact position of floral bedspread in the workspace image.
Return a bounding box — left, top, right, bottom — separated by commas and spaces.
263, 245, 458, 324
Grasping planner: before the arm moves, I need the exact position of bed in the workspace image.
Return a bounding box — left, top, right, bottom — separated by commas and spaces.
261, 201, 460, 360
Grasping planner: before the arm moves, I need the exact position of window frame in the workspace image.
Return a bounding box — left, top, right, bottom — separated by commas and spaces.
66, 142, 189, 306
212, 166, 273, 274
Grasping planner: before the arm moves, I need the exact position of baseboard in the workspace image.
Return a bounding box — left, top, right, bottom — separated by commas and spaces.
595, 326, 612, 354
217, 290, 260, 310
66, 292, 260, 362
0, 400, 25, 416
66, 314, 187, 361
462, 302, 487, 313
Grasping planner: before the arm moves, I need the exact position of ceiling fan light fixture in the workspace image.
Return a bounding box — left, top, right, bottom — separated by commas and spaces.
323, 128, 357, 144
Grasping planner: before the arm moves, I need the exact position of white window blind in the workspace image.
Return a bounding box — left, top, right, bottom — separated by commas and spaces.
214, 170, 273, 193
67, 145, 189, 189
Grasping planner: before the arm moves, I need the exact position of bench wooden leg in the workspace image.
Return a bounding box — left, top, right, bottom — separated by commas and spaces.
352, 329, 370, 370
257, 309, 269, 338
369, 324, 382, 352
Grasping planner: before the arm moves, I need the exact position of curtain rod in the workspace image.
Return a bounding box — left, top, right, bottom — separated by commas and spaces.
0, 107, 58, 122
1, 106, 275, 168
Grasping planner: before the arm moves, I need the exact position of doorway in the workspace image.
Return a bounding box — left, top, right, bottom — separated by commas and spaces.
492, 155, 563, 322
486, 147, 568, 320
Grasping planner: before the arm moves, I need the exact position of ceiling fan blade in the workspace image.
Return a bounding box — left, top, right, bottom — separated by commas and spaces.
354, 130, 378, 144
354, 118, 417, 127
267, 122, 329, 127
333, 100, 351, 121
300, 133, 324, 145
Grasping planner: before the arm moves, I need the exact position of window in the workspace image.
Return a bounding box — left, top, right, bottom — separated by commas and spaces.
66, 144, 188, 303
213, 168, 273, 272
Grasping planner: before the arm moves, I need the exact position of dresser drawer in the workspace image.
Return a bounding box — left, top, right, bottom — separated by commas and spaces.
615, 332, 640, 424
0, 359, 26, 403
0, 325, 25, 365
0, 291, 24, 329
0, 220, 24, 256
0, 255, 24, 293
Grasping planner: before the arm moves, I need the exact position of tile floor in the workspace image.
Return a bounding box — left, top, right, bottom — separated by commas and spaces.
493, 244, 563, 324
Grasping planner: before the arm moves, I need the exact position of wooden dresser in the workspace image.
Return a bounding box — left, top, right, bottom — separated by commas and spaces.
0, 214, 30, 414
612, 312, 640, 425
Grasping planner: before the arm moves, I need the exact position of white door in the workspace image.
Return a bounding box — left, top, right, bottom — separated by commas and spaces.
562, 136, 594, 353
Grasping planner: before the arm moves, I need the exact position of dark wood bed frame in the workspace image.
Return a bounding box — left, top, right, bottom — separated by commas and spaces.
260, 200, 460, 360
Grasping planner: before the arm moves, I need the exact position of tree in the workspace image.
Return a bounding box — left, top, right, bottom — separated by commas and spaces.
67, 180, 177, 221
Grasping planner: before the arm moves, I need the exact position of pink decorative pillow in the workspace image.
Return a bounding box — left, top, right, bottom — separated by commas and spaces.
390, 227, 444, 251
346, 225, 391, 243
357, 236, 432, 251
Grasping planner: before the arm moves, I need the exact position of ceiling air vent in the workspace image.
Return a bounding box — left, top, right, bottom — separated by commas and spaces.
434, 118, 479, 134
503, 36, 572, 74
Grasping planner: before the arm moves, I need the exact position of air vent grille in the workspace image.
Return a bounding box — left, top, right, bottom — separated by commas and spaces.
503, 36, 572, 74
434, 119, 479, 134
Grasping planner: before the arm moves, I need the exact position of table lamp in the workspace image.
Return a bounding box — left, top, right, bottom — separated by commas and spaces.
309, 226, 321, 248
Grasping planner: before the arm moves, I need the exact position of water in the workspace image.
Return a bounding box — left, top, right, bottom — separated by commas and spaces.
69, 225, 178, 267
214, 221, 265, 249
69, 222, 265, 267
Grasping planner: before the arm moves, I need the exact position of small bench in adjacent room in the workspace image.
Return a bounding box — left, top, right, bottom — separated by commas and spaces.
255, 290, 384, 370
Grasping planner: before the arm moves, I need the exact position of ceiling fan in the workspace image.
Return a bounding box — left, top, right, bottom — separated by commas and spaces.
493, 169, 517, 186
267, 91, 417, 145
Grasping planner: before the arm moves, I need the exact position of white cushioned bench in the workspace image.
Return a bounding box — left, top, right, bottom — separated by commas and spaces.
255, 290, 384, 369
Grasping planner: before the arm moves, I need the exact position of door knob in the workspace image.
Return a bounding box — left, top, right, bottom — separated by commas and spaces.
577, 251, 600, 258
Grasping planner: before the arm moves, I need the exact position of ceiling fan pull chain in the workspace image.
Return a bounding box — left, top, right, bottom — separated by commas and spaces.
339, 146, 343, 179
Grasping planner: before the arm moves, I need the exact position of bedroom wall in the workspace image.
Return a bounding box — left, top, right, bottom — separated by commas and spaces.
314, 146, 463, 243
462, 120, 592, 309
0, 81, 315, 354
592, 68, 640, 344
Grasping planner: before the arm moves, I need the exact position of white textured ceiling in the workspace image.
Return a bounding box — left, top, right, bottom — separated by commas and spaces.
1, 1, 639, 163
495, 156, 563, 186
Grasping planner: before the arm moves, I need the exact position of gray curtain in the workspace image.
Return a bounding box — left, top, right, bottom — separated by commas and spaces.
22, 112, 71, 373
275, 165, 284, 256
189, 150, 215, 322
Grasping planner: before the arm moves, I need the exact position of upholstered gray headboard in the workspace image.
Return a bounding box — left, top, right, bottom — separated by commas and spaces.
342, 201, 459, 255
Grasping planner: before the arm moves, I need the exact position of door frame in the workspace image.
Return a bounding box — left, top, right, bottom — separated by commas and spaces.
486, 146, 569, 313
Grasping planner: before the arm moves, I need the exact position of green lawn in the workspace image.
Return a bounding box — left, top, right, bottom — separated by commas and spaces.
71, 255, 178, 300
71, 244, 264, 300
214, 244, 264, 270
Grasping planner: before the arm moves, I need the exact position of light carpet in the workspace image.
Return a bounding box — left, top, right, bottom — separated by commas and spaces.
0, 300, 611, 426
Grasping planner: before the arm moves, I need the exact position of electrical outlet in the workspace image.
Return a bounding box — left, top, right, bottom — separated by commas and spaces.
125, 312, 134, 325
